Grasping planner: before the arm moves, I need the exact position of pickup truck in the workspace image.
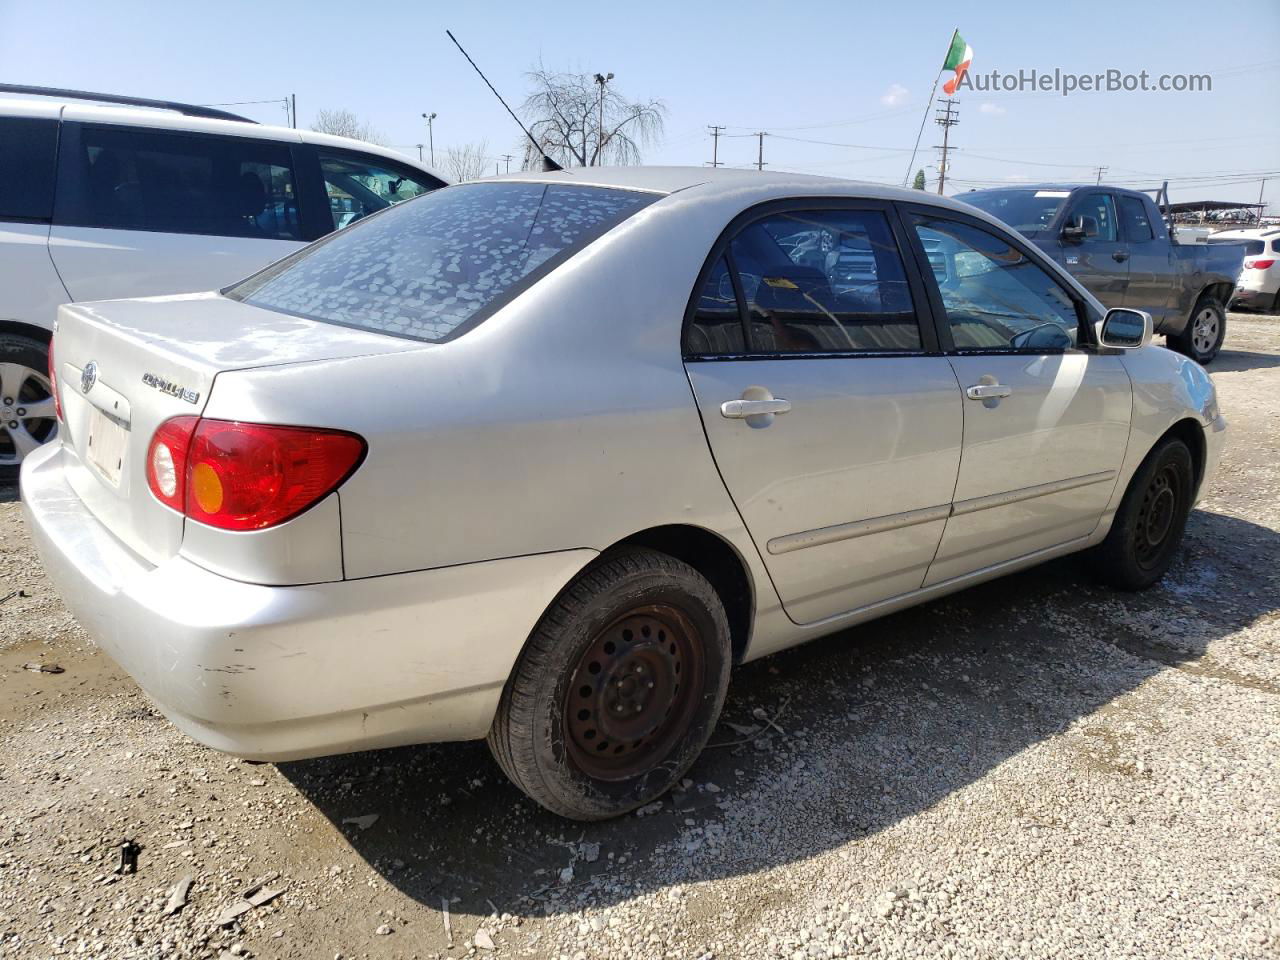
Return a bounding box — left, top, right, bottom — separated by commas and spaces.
962, 184, 1244, 363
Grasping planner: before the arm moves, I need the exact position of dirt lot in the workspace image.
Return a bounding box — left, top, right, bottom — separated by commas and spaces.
2, 314, 1278, 960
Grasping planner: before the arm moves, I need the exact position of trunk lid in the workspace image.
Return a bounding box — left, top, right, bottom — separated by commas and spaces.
53, 291, 424, 565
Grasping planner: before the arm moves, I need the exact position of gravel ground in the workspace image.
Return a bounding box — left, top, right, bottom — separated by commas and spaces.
2, 314, 1278, 960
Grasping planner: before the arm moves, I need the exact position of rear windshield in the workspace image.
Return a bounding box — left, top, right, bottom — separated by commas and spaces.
1207, 236, 1265, 256
228, 182, 656, 342
962, 189, 1069, 236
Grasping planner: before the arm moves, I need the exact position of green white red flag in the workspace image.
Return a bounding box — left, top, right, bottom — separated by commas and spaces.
942, 31, 973, 95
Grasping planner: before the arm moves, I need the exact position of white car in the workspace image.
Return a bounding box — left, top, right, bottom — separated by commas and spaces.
22, 168, 1226, 820
1210, 226, 1280, 313
0, 85, 447, 474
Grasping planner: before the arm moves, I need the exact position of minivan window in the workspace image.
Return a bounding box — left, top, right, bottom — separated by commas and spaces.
319, 152, 443, 231
56, 125, 303, 240
0, 117, 58, 221
229, 182, 655, 342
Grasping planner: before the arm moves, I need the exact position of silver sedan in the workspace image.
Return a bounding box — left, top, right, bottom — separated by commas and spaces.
21, 168, 1226, 820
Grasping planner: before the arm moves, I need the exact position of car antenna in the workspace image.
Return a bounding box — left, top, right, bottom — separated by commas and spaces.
445, 29, 564, 173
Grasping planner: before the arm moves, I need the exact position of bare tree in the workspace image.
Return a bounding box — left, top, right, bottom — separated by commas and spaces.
443, 140, 491, 183
310, 108, 383, 145
521, 68, 665, 169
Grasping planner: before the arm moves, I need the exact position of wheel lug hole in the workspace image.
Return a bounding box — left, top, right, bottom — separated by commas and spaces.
15, 408, 25, 416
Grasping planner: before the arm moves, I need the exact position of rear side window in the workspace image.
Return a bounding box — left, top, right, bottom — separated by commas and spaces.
729, 210, 920, 354
229, 182, 655, 342
0, 117, 58, 221
56, 125, 303, 240
1119, 196, 1154, 241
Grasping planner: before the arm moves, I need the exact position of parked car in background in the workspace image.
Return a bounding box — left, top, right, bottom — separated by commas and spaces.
962, 185, 1245, 364
22, 168, 1225, 820
0, 85, 447, 474
1208, 226, 1280, 313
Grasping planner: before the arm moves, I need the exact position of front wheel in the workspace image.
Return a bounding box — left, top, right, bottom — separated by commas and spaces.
1093, 438, 1195, 591
1169, 297, 1226, 364
487, 548, 731, 821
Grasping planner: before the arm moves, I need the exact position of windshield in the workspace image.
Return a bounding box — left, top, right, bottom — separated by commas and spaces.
962, 189, 1070, 236
228, 182, 656, 342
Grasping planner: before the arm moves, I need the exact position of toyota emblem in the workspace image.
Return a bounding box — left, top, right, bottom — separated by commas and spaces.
81, 361, 97, 395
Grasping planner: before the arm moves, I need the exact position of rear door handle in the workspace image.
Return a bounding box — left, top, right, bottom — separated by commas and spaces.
965, 383, 1012, 401
721, 398, 792, 418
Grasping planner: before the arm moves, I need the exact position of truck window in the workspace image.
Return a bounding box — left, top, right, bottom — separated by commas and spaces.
1065, 192, 1118, 242
1118, 196, 1154, 242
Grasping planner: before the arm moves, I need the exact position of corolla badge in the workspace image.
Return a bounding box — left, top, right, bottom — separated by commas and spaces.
80, 361, 98, 395
141, 372, 200, 405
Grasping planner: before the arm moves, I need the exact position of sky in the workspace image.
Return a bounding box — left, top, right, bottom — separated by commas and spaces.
2, 0, 1278, 207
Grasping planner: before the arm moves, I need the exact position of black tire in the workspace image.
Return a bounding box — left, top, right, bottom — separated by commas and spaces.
1168, 295, 1226, 364
1093, 438, 1195, 591
0, 331, 56, 478
487, 547, 731, 821
1272, 289, 1280, 315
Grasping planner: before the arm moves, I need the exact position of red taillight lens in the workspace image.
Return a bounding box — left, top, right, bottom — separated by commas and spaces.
47, 340, 63, 422
147, 417, 364, 529
146, 415, 199, 512
1245, 258, 1275, 269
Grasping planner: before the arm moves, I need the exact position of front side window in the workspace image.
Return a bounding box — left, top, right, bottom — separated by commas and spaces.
229, 182, 654, 342
319, 152, 443, 231
0, 117, 58, 221
727, 209, 920, 354
57, 125, 302, 240
1119, 195, 1154, 242
912, 215, 1081, 351
1065, 191, 1118, 242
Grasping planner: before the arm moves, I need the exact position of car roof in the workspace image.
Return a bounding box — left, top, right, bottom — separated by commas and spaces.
964, 183, 1151, 197
483, 165, 985, 211
1208, 226, 1280, 239
0, 94, 448, 182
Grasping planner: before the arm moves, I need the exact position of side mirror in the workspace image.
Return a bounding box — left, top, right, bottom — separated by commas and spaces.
1095, 308, 1152, 350
1061, 215, 1086, 243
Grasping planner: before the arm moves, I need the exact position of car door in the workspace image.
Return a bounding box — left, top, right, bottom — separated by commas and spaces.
684, 202, 963, 625
1058, 190, 1129, 308
48, 120, 317, 302
901, 207, 1131, 586
1118, 193, 1171, 324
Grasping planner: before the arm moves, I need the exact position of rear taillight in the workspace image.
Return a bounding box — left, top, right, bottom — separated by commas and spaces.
47, 340, 63, 422
1245, 258, 1275, 270
146, 418, 365, 531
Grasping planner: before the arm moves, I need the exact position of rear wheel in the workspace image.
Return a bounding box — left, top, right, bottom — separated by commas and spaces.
0, 333, 57, 478
487, 548, 731, 821
1169, 296, 1226, 364
1093, 438, 1194, 591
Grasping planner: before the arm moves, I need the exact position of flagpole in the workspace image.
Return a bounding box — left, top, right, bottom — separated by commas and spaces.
902, 28, 957, 188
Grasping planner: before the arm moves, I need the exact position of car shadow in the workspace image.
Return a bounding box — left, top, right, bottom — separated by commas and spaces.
276, 507, 1279, 922
0, 479, 17, 504
1210, 348, 1280, 373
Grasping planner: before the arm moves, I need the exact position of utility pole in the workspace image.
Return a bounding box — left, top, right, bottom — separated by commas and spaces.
416, 144, 424, 162
1259, 178, 1268, 224
290, 93, 296, 129
593, 72, 613, 165
706, 125, 725, 167
933, 98, 959, 195
1094, 165, 1108, 185
422, 112, 437, 165
500, 154, 514, 173
755, 131, 768, 171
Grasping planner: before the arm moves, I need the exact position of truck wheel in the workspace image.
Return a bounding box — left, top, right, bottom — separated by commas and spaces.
1093, 437, 1194, 591
1169, 296, 1226, 364
487, 548, 731, 821
0, 332, 57, 478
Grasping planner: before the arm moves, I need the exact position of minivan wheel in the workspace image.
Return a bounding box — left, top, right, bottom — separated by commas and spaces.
1169, 297, 1226, 364
1093, 438, 1194, 591
487, 548, 731, 821
0, 333, 57, 477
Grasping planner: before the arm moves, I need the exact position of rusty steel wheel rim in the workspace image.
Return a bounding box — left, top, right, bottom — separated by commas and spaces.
564, 604, 705, 781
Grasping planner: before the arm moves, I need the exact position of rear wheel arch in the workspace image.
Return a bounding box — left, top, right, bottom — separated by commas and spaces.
0, 319, 53, 347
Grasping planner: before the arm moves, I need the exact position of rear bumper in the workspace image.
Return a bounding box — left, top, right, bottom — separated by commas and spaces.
1230, 285, 1276, 308
20, 441, 595, 760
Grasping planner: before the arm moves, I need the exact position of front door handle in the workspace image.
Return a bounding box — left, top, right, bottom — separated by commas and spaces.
721, 398, 792, 418
1112, 249, 1130, 263
965, 383, 1012, 401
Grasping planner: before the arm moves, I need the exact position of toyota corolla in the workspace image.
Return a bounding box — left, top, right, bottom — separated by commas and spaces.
21, 168, 1226, 820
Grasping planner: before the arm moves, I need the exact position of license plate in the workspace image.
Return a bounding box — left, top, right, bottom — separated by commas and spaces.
87, 408, 129, 486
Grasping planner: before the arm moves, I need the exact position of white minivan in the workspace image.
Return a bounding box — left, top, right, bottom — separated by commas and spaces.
0, 86, 447, 474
